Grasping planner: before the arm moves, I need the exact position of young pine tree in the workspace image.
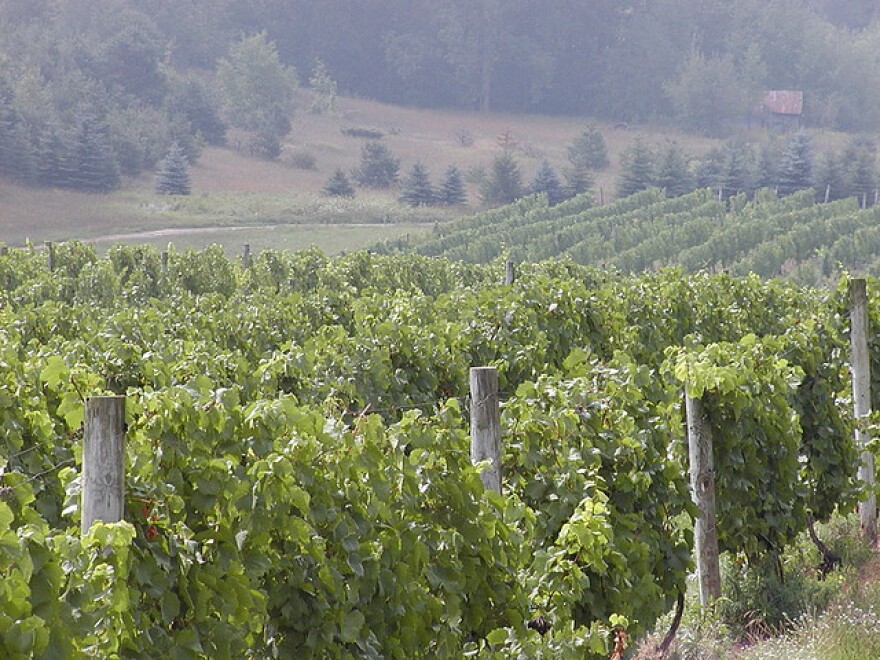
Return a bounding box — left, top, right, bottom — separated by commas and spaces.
616, 138, 654, 198
653, 143, 693, 198
154, 142, 192, 195
481, 152, 523, 206
399, 162, 435, 206
567, 122, 609, 171
437, 165, 467, 205
530, 160, 563, 205
776, 131, 813, 197
323, 168, 355, 197
352, 141, 400, 188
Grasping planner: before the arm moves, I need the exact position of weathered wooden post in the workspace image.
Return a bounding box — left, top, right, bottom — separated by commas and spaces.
161, 249, 169, 272
242, 244, 251, 269
470, 367, 501, 493
46, 241, 55, 272
824, 184, 831, 204
504, 259, 516, 285
82, 396, 126, 536
850, 278, 877, 540
686, 393, 722, 606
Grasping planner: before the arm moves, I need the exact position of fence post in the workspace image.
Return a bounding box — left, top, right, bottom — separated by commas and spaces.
46, 241, 55, 272
82, 396, 126, 536
161, 249, 169, 272
504, 259, 516, 285
850, 278, 877, 541
686, 393, 722, 606
824, 184, 831, 204
242, 244, 251, 269
470, 367, 501, 493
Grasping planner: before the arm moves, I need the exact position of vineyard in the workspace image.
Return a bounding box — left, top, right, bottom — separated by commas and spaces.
0, 242, 876, 657
384, 187, 880, 284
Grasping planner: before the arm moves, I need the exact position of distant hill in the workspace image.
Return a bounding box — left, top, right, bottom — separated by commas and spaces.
382, 187, 880, 285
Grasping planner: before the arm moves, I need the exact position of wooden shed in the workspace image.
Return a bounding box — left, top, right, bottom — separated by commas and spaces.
762, 91, 803, 131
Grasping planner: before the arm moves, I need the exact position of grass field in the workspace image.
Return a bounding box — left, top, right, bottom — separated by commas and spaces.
0, 93, 856, 252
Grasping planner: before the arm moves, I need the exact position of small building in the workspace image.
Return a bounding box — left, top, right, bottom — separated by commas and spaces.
762, 91, 803, 131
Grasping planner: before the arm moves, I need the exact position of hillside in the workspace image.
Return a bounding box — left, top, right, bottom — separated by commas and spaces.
1, 95, 725, 252
385, 187, 880, 285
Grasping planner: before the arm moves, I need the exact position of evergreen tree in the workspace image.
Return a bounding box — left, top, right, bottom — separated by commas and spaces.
754, 143, 779, 193
813, 150, 847, 202
480, 152, 524, 206
616, 138, 654, 198
567, 123, 609, 171
776, 131, 813, 196
437, 165, 467, 205
0, 84, 17, 178
154, 142, 191, 195
399, 162, 435, 206
694, 147, 723, 190
323, 168, 355, 197
719, 140, 755, 198
35, 124, 70, 188
66, 113, 120, 193
530, 160, 563, 205
845, 147, 877, 206
653, 143, 692, 197
352, 141, 400, 188
561, 161, 593, 201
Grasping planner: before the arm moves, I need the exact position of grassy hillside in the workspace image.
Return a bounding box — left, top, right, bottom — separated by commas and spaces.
0, 95, 728, 252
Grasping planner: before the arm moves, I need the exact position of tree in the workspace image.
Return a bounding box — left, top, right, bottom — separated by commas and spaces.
399, 162, 435, 206
664, 50, 748, 137
567, 123, 609, 171
154, 142, 191, 195
352, 142, 400, 189
217, 32, 296, 152
754, 143, 779, 192
653, 142, 693, 197
813, 150, 847, 202
530, 160, 563, 205
616, 138, 654, 198
65, 112, 119, 193
776, 131, 814, 196
480, 151, 523, 205
323, 168, 355, 198
718, 139, 755, 198
308, 59, 338, 115
845, 147, 877, 206
562, 162, 593, 201
437, 165, 467, 205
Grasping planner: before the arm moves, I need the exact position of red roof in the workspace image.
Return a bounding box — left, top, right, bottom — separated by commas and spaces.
763, 91, 803, 115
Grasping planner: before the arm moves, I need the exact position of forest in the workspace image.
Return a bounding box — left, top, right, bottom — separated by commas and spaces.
2, 0, 880, 194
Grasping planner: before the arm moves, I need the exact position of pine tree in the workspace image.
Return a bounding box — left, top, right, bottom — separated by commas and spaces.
616, 138, 654, 198
719, 139, 754, 197
561, 162, 593, 201
154, 142, 192, 195
694, 147, 723, 190
480, 152, 523, 206
0, 85, 17, 178
846, 148, 877, 206
813, 150, 847, 202
653, 143, 692, 197
438, 165, 467, 206
399, 162, 435, 206
352, 141, 400, 188
66, 113, 120, 193
567, 123, 609, 171
35, 124, 69, 188
323, 168, 355, 197
776, 131, 813, 197
754, 143, 779, 193
530, 160, 563, 205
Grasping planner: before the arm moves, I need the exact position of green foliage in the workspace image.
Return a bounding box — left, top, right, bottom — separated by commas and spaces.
399, 162, 436, 207
308, 58, 338, 115
352, 141, 400, 189
567, 123, 609, 171
777, 131, 814, 197
530, 160, 563, 206
437, 165, 467, 206
481, 152, 524, 206
322, 168, 355, 198
616, 138, 654, 198
154, 142, 191, 196
216, 32, 296, 142
653, 142, 693, 197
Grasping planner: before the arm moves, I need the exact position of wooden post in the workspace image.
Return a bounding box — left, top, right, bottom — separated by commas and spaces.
504, 259, 516, 285
686, 394, 722, 606
850, 279, 877, 540
242, 244, 251, 269
46, 241, 55, 272
161, 249, 169, 271
470, 367, 501, 493
717, 187, 723, 202
82, 396, 126, 536
599, 186, 605, 205
862, 193, 868, 210
875, 189, 878, 207
824, 184, 831, 204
